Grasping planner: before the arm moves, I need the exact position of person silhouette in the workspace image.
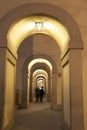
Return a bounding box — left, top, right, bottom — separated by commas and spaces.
35, 87, 40, 103
39, 86, 44, 103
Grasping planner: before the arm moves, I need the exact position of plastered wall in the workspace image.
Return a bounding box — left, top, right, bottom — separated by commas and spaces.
1, 49, 17, 130
3, 60, 15, 128
63, 62, 70, 128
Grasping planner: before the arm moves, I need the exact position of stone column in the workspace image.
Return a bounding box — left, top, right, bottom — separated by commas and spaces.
62, 49, 84, 130
57, 73, 62, 110
70, 49, 84, 130
51, 72, 58, 110
82, 50, 87, 130
47, 75, 52, 102
0, 48, 17, 130
29, 73, 32, 101
22, 71, 28, 108
0, 48, 6, 130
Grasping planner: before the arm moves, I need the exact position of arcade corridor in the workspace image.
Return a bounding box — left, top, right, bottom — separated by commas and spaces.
0, 2, 85, 130
11, 99, 62, 130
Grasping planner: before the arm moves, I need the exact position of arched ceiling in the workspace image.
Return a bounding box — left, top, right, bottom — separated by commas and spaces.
28, 58, 52, 73
33, 69, 48, 88
33, 69, 48, 80
7, 15, 70, 53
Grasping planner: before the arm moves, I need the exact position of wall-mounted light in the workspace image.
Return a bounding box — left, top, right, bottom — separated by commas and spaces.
35, 22, 43, 31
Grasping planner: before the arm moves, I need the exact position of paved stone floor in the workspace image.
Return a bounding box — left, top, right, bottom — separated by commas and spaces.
11, 100, 63, 130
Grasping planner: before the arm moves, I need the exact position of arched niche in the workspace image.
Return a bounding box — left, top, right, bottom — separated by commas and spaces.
33, 70, 48, 96
30, 63, 50, 102
21, 54, 57, 106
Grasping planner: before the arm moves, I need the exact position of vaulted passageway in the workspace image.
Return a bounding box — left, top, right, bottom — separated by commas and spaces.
0, 3, 84, 130
14, 34, 63, 130
16, 34, 61, 109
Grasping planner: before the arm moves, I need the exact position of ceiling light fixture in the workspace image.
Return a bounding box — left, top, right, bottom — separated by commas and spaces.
35, 22, 43, 31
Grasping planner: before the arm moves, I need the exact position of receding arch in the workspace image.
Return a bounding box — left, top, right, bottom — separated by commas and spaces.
21, 53, 58, 103
7, 15, 70, 54
34, 69, 48, 81
28, 58, 52, 74
0, 3, 83, 57
0, 2, 84, 130
32, 69, 48, 99
28, 62, 50, 102
22, 54, 57, 73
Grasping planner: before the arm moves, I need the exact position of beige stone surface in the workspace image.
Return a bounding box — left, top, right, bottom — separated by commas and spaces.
3, 60, 15, 127
63, 62, 70, 127
0, 1, 87, 130
33, 34, 61, 71
82, 50, 87, 130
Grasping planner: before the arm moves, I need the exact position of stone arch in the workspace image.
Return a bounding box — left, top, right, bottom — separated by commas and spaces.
0, 2, 84, 130
22, 54, 57, 73
30, 63, 51, 76
30, 63, 51, 101
21, 54, 58, 106
0, 3, 83, 52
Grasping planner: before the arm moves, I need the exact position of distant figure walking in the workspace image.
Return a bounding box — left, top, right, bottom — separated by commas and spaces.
35, 87, 40, 103
40, 87, 44, 103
